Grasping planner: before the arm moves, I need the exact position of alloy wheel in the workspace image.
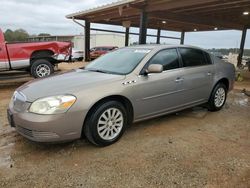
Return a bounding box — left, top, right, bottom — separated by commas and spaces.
97, 108, 124, 140
36, 64, 51, 77
214, 87, 226, 107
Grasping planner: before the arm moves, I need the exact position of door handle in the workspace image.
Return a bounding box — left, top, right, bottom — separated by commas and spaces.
175, 77, 184, 82
207, 72, 212, 76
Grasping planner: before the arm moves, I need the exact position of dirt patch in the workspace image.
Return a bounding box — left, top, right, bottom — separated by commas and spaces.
0, 61, 87, 87
0, 64, 249, 188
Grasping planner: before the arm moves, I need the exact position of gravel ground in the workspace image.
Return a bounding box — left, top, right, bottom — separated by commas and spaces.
0, 63, 249, 188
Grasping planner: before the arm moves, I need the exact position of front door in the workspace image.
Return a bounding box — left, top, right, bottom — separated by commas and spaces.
132, 48, 185, 120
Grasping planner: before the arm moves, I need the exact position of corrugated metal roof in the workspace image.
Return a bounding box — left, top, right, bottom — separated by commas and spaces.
66, 0, 249, 31
66, 0, 138, 19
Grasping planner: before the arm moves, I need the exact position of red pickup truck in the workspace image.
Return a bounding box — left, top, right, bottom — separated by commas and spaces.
0, 29, 72, 78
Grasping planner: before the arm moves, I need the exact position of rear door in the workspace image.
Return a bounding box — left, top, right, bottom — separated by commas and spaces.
177, 47, 215, 104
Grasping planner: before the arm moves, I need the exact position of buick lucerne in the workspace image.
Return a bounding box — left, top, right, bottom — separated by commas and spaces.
7, 45, 235, 146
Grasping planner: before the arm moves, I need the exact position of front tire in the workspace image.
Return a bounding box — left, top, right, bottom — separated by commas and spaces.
84, 101, 128, 146
208, 83, 227, 111
30, 59, 54, 78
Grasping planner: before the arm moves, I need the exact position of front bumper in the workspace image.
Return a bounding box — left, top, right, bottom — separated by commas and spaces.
7, 107, 85, 143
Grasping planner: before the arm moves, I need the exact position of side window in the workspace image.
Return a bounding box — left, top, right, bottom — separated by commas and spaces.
179, 48, 208, 67
147, 49, 180, 71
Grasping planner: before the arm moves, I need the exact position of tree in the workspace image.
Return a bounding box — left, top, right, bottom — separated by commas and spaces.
4, 28, 29, 42
14, 29, 29, 41
4, 29, 14, 42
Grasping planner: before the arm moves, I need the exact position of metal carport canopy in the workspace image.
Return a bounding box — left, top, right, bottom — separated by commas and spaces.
66, 0, 250, 63
66, 0, 250, 31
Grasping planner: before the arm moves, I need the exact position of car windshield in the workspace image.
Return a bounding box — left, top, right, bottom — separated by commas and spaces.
85, 48, 151, 75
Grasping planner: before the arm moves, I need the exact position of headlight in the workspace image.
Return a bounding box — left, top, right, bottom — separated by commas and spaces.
29, 95, 76, 115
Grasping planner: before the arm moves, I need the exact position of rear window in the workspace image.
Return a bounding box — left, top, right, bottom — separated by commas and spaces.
179, 48, 210, 67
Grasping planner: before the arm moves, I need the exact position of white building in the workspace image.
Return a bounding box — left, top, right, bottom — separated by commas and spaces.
73, 33, 126, 50
28, 33, 127, 51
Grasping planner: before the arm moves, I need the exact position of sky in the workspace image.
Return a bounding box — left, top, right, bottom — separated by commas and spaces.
0, 0, 249, 49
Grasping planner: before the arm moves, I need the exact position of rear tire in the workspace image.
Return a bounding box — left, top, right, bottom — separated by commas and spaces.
30, 59, 54, 78
84, 101, 128, 147
207, 83, 227, 111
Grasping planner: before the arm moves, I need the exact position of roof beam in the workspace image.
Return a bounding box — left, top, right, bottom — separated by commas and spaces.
148, 19, 216, 31
145, 0, 219, 12
88, 8, 139, 22
173, 0, 250, 13
150, 11, 243, 29
184, 2, 250, 14
110, 15, 140, 22
90, 26, 180, 39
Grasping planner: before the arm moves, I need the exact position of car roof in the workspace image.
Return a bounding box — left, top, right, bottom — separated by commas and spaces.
127, 44, 207, 52
93, 46, 118, 48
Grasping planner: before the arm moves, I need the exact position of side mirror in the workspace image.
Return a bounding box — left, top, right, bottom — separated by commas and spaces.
146, 64, 163, 74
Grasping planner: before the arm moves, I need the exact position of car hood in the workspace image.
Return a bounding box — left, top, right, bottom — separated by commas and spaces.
17, 69, 125, 102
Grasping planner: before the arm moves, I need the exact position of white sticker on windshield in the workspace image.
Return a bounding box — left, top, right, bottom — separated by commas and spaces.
134, 49, 151, 53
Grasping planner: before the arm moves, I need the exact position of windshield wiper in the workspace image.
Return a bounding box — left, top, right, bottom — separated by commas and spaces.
86, 68, 110, 74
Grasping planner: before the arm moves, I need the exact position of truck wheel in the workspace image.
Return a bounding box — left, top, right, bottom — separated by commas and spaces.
31, 59, 54, 78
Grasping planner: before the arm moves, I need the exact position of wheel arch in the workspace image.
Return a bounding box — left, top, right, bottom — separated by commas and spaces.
208, 77, 229, 111
209, 77, 229, 102
214, 77, 229, 91
30, 50, 56, 64
82, 95, 134, 136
